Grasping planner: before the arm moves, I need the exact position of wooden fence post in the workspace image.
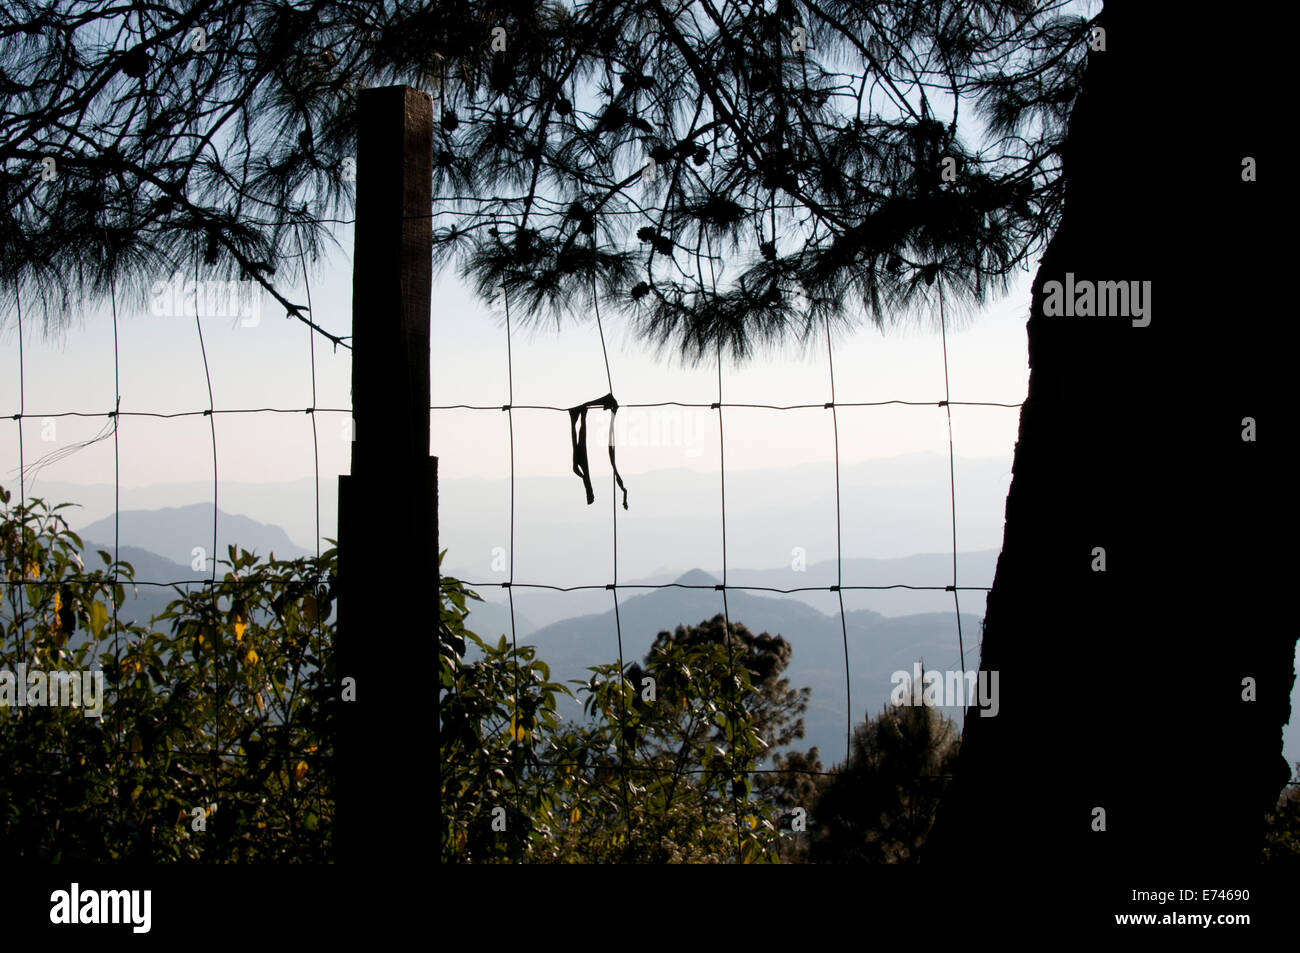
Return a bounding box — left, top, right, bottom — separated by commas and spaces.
337, 85, 435, 864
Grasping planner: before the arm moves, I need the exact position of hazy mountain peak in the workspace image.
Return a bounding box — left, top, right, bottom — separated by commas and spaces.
673, 568, 719, 587
75, 505, 311, 566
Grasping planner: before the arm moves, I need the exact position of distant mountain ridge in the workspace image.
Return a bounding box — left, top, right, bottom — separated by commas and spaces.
76, 504, 313, 569
466, 568, 983, 767
65, 506, 315, 633
447, 549, 999, 631
32, 451, 1015, 584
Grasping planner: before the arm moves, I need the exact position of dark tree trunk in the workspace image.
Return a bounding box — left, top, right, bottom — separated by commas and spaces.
926, 3, 1290, 871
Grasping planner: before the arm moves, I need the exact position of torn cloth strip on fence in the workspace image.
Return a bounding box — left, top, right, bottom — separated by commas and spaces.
569, 393, 629, 510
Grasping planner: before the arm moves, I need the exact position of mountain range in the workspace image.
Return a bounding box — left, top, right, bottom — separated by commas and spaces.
32, 451, 1015, 584
70, 505, 315, 632
61, 502, 989, 763
466, 567, 982, 766
7, 478, 1291, 770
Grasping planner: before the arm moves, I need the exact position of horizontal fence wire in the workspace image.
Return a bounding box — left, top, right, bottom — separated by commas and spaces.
6, 398, 1022, 419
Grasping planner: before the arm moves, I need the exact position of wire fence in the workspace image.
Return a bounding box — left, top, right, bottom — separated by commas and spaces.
438, 226, 1022, 862
2, 208, 1024, 863
0, 235, 342, 861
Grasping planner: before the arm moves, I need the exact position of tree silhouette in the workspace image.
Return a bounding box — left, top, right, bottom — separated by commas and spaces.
755, 745, 828, 862
926, 4, 1288, 869
628, 613, 811, 755
441, 611, 813, 862
810, 677, 959, 863
1263, 766, 1300, 864
427, 0, 1090, 359
5, 1, 1085, 341
609, 615, 815, 861
1, 0, 435, 339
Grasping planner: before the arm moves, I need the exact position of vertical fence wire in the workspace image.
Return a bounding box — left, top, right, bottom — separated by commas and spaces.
13, 294, 25, 659
297, 230, 325, 839
108, 264, 123, 842
589, 260, 633, 850
702, 236, 743, 858
938, 290, 967, 728
502, 284, 525, 863
192, 239, 223, 844
823, 314, 852, 765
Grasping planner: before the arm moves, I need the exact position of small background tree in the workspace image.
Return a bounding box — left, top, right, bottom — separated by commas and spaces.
1263, 765, 1300, 864
439, 609, 818, 862
811, 680, 959, 863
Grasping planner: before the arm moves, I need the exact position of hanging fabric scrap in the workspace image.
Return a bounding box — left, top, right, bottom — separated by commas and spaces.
569, 392, 629, 509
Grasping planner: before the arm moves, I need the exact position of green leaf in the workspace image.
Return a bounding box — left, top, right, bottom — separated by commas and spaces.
89, 600, 108, 639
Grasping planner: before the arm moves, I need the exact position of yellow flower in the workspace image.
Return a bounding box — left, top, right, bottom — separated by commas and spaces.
254, 693, 264, 712
293, 761, 308, 781
25, 561, 39, 579
233, 615, 247, 642
245, 648, 258, 666
53, 591, 61, 613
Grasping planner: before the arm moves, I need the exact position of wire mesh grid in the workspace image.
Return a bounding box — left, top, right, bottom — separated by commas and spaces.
438, 227, 1022, 863
0, 234, 340, 861
1, 207, 1023, 863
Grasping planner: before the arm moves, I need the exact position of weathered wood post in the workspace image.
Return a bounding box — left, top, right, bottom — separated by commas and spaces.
337, 85, 435, 863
